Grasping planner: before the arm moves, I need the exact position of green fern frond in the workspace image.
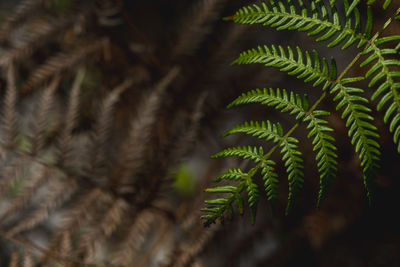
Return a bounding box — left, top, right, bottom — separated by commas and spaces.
224, 120, 283, 143
223, 120, 304, 213
202, 186, 240, 225
214, 168, 248, 182
211, 164, 279, 216
246, 177, 259, 224
212, 145, 265, 164
228, 88, 308, 119
203, 0, 399, 225
330, 78, 381, 199
361, 35, 400, 152
279, 136, 304, 214
304, 110, 338, 206
229, 0, 373, 49
202, 173, 249, 225
260, 160, 279, 205
228, 88, 338, 206
233, 45, 336, 90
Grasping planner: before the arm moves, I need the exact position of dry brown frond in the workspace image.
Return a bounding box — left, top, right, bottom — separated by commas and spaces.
40, 188, 103, 264
8, 251, 19, 267
0, 17, 71, 67
115, 67, 180, 191
111, 210, 157, 266
57, 67, 86, 165
79, 197, 129, 264
0, 0, 43, 43
21, 39, 108, 96
30, 75, 60, 155
0, 163, 48, 224
1, 63, 18, 148
22, 250, 33, 267
0, 158, 24, 198
6, 179, 78, 238
171, 0, 228, 58
87, 78, 134, 177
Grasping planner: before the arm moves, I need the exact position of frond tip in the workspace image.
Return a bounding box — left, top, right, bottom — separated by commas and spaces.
330, 77, 381, 200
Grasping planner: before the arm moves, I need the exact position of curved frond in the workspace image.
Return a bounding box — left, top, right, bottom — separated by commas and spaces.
228, 88, 308, 119
304, 110, 338, 206
222, 119, 304, 213
202, 181, 245, 226
57, 67, 85, 165
214, 168, 248, 182
212, 145, 265, 164
229, 88, 338, 206
31, 76, 60, 155
233, 45, 336, 90
229, 0, 373, 49
1, 64, 18, 147
6, 179, 78, 237
330, 78, 381, 200
224, 120, 283, 143
279, 136, 304, 214
246, 177, 259, 224
361, 35, 400, 152
261, 159, 279, 205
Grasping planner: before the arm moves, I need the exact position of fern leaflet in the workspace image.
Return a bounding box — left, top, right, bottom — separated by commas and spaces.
229, 88, 338, 206
330, 77, 381, 199
228, 0, 373, 49
233, 45, 336, 90
361, 35, 400, 152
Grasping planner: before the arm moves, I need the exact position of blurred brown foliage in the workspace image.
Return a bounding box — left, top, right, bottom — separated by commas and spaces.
0, 0, 399, 266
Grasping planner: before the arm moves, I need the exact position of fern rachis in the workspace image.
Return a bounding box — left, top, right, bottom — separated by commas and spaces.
203, 0, 400, 225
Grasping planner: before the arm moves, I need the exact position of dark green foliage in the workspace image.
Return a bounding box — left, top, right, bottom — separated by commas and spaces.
203, 0, 400, 225
233, 46, 336, 90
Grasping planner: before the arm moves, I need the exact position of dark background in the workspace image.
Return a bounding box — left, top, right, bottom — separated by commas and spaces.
0, 0, 400, 266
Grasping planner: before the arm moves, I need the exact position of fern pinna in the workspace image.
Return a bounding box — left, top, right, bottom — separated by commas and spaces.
202, 0, 400, 225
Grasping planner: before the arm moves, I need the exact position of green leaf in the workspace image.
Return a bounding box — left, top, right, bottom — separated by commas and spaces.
233, 46, 335, 90
231, 0, 370, 49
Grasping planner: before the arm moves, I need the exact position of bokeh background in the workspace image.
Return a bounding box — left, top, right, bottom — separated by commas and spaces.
0, 0, 399, 266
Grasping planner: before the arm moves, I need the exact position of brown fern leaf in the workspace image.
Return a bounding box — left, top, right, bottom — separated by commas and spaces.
59, 232, 71, 260
79, 197, 129, 264
171, 0, 228, 58
166, 93, 206, 167
86, 78, 133, 178
21, 39, 108, 96
0, 0, 43, 43
6, 178, 78, 238
22, 250, 33, 267
8, 251, 19, 267
0, 17, 71, 67
40, 188, 103, 264
57, 67, 86, 166
0, 158, 25, 198
1, 63, 18, 148
111, 210, 157, 266
30, 75, 60, 155
0, 163, 48, 224
166, 223, 219, 267
115, 67, 180, 191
